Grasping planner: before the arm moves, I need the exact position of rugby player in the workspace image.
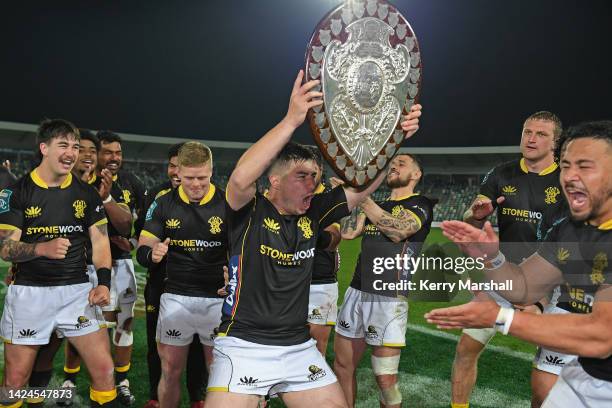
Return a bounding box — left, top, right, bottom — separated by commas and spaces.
0, 160, 17, 190
307, 148, 342, 355
334, 153, 434, 408
0, 119, 118, 407
134, 142, 207, 408
90, 130, 147, 406
452, 111, 569, 408
427, 120, 612, 408
24, 129, 104, 407
205, 70, 422, 408
137, 141, 225, 407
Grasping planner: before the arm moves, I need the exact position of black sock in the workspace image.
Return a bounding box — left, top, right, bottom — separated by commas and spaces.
63, 365, 80, 383
115, 364, 130, 384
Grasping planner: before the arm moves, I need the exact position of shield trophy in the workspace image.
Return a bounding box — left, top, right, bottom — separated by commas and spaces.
305, 0, 422, 187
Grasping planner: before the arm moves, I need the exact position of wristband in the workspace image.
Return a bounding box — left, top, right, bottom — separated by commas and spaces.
494, 306, 515, 335
103, 194, 113, 204
136, 245, 153, 268
484, 251, 506, 270
96, 267, 111, 289
128, 237, 138, 250
534, 301, 545, 313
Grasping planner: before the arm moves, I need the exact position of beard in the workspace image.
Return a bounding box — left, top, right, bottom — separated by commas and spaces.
386, 174, 410, 189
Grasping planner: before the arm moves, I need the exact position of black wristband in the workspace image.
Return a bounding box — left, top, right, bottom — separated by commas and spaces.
316, 230, 333, 250
534, 301, 545, 313
96, 267, 111, 289
136, 245, 153, 268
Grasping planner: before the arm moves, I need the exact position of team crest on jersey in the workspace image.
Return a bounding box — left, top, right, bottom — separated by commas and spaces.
391, 205, 404, 217
73, 200, 86, 219
297, 217, 313, 239
502, 185, 517, 195
166, 218, 181, 229
590, 252, 608, 285
544, 186, 561, 204
557, 248, 570, 264
122, 189, 132, 204
25, 206, 42, 218
263, 217, 280, 233
208, 216, 223, 234
0, 189, 12, 214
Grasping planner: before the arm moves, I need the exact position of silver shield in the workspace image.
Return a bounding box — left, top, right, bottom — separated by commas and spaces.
322, 17, 411, 171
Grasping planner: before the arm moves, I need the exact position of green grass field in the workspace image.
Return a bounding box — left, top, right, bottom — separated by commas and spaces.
0, 229, 535, 407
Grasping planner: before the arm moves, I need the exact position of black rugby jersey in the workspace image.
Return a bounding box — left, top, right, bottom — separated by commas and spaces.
142, 184, 227, 297
480, 159, 566, 263
92, 171, 145, 259
0, 170, 107, 286
312, 184, 340, 285
219, 187, 349, 346
538, 217, 612, 381
350, 194, 433, 296
136, 180, 172, 288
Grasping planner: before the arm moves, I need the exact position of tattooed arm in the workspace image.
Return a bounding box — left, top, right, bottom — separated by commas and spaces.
89, 221, 112, 270
340, 208, 367, 240
359, 197, 421, 243
0, 228, 36, 262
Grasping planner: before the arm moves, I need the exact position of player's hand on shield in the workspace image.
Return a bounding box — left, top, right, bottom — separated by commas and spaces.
284, 70, 323, 129
35, 237, 71, 259
2, 159, 11, 172
329, 177, 345, 188
470, 195, 504, 221
98, 169, 113, 201
89, 285, 110, 307
440, 220, 499, 260
424, 298, 500, 330
217, 265, 229, 296
151, 238, 170, 263
400, 104, 422, 139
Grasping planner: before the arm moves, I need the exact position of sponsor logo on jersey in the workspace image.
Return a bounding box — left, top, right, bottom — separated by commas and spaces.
18, 328, 38, 338
259, 244, 315, 265
566, 284, 595, 313
208, 216, 223, 234
26, 225, 84, 235
73, 200, 86, 219
146, 305, 156, 313
263, 217, 280, 233
170, 239, 223, 250
238, 376, 259, 386
166, 218, 181, 229
557, 248, 570, 264
502, 185, 517, 195
366, 325, 379, 340
391, 205, 404, 217
544, 355, 565, 366
165, 329, 181, 338
25, 206, 42, 218
145, 201, 157, 221
75, 316, 92, 330
590, 252, 607, 285
307, 365, 327, 382
0, 189, 12, 214
544, 186, 561, 204
297, 216, 313, 239
364, 224, 378, 233
122, 190, 132, 205
501, 207, 542, 222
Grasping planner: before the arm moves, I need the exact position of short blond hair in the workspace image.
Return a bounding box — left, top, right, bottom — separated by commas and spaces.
178, 141, 213, 167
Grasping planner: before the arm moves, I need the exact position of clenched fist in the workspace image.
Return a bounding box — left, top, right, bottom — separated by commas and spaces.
35, 238, 71, 259
152, 238, 170, 263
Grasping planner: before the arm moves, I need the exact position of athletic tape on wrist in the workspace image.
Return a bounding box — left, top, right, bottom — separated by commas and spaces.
494, 306, 515, 335
485, 251, 506, 270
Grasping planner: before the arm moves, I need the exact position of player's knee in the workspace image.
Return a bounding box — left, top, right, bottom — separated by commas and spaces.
4, 366, 30, 388
456, 337, 484, 362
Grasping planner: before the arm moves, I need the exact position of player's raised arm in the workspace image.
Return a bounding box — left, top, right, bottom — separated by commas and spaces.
340, 209, 367, 240
227, 70, 323, 210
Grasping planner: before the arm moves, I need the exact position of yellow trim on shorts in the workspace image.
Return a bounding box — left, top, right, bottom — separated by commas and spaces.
0, 335, 12, 344
140, 229, 160, 240
326, 321, 336, 326
90, 388, 117, 404
115, 363, 131, 373
207, 386, 229, 392
93, 218, 108, 226
382, 343, 406, 347
64, 365, 81, 374
0, 224, 18, 230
